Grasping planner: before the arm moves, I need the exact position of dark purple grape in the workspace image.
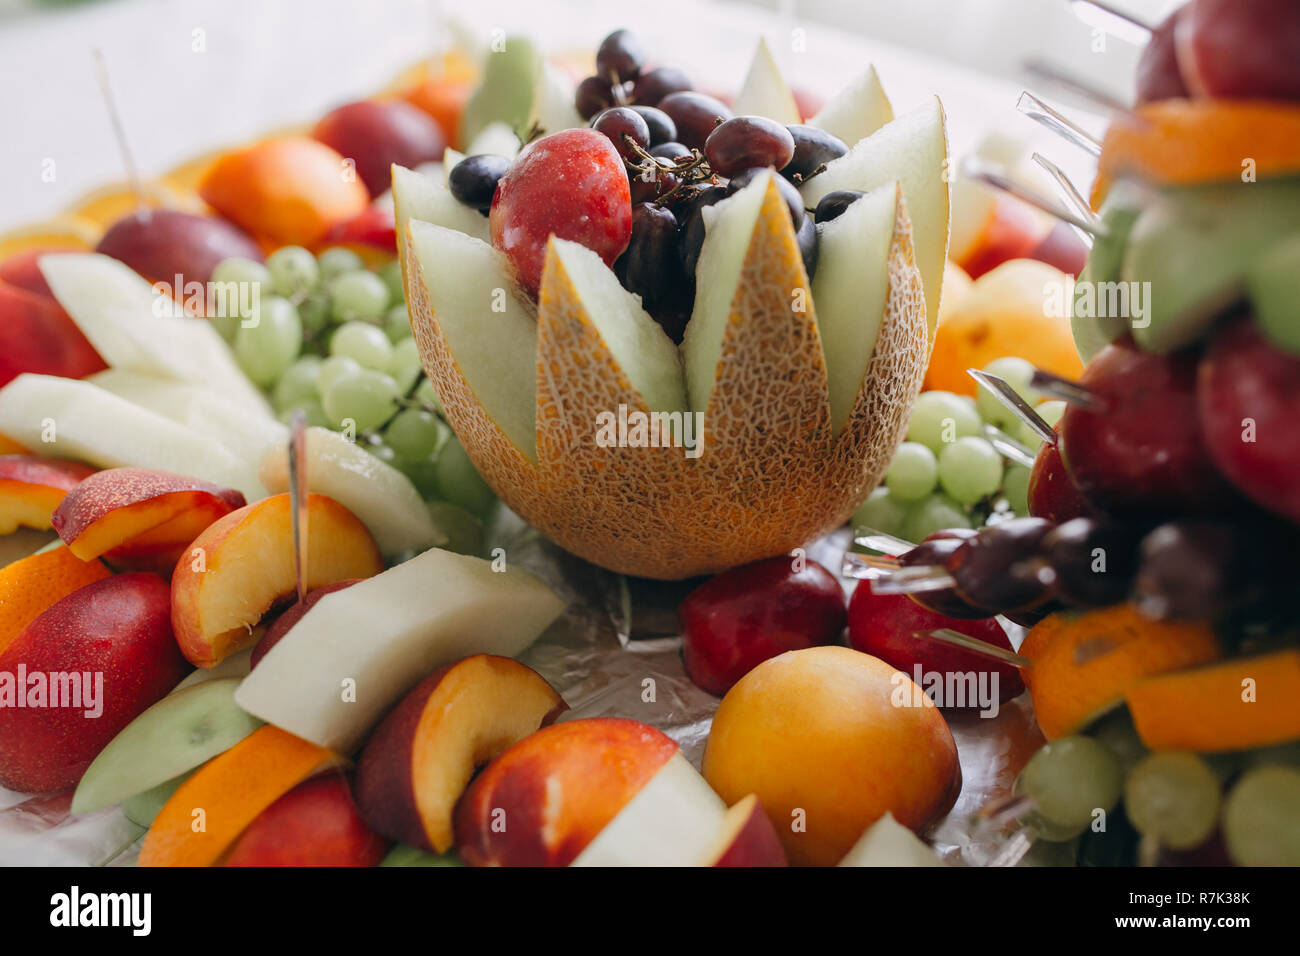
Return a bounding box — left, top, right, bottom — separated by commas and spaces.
630, 106, 676, 146
629, 167, 680, 204
595, 29, 644, 84
575, 76, 617, 120
949, 517, 1055, 614
657, 91, 731, 150
781, 124, 849, 182
796, 213, 819, 280
725, 167, 805, 229
814, 189, 865, 223
705, 116, 796, 177
591, 107, 650, 161
649, 141, 692, 163
678, 184, 728, 278
1134, 520, 1244, 621
632, 66, 693, 107
448, 154, 510, 213
617, 202, 684, 317
898, 534, 987, 619
1040, 518, 1138, 608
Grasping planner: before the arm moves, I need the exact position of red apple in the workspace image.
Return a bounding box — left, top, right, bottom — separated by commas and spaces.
0, 282, 106, 387
680, 555, 846, 696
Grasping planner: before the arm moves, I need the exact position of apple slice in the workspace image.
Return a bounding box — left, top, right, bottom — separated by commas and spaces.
837, 811, 945, 866
812, 181, 917, 434
454, 718, 679, 866
71, 677, 263, 815
355, 654, 566, 853
545, 238, 686, 413
0, 455, 96, 534
699, 793, 788, 866
570, 752, 727, 867
809, 66, 894, 147
731, 38, 801, 125
234, 546, 566, 754
121, 773, 190, 828
170, 648, 252, 693
800, 99, 951, 342
392, 165, 490, 251
52, 467, 246, 564
466, 122, 523, 159
258, 425, 443, 557
0, 374, 263, 500
38, 252, 270, 417
170, 493, 384, 667
406, 221, 538, 460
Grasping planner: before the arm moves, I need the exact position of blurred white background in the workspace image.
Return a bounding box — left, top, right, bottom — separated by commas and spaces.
0, 0, 1180, 229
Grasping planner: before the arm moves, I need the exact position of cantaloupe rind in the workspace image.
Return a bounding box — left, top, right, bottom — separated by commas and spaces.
404, 174, 928, 579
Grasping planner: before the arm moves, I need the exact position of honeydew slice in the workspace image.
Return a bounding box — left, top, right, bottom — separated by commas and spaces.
407, 220, 538, 460
0, 374, 262, 498
467, 121, 522, 159
800, 99, 951, 342
544, 238, 687, 413
533, 61, 583, 136
392, 165, 490, 251
731, 38, 801, 125
71, 678, 262, 815
570, 753, 727, 866
170, 648, 253, 693
234, 546, 566, 754
813, 182, 904, 434
837, 811, 946, 866
258, 425, 443, 557
38, 252, 271, 418
809, 66, 894, 147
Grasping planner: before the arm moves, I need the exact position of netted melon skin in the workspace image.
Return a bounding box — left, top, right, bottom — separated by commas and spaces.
405, 180, 928, 580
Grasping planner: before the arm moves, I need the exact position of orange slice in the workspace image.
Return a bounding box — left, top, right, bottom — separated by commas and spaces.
1093, 99, 1300, 207
0, 545, 111, 655
1126, 649, 1300, 752
137, 725, 340, 867
0, 218, 99, 260
65, 181, 194, 230
1019, 604, 1220, 740
0, 432, 30, 456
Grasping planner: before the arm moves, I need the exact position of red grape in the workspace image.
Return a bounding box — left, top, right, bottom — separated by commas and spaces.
632, 66, 693, 107
630, 106, 676, 146
725, 166, 804, 228
1197, 317, 1300, 522
489, 128, 632, 298
649, 141, 692, 163
1028, 431, 1099, 523
678, 184, 728, 278
591, 106, 650, 161
795, 212, 818, 280
848, 578, 1024, 710
595, 29, 645, 84
898, 530, 986, 619
705, 116, 795, 177
616, 201, 687, 335
657, 91, 731, 150
575, 76, 617, 120
1176, 0, 1300, 101
782, 125, 849, 182
1060, 339, 1235, 515
948, 517, 1055, 614
1039, 518, 1138, 607
680, 556, 846, 696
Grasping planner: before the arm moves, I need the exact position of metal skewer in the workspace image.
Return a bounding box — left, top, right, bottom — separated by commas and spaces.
1016, 89, 1104, 156
969, 369, 1062, 446
960, 156, 1106, 237
1069, 0, 1153, 32
1031, 151, 1098, 247
287, 411, 310, 604
916, 628, 1033, 668
91, 49, 145, 212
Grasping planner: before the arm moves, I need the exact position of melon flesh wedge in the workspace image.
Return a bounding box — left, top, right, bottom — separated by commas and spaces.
545, 239, 686, 413
731, 38, 801, 125
810, 66, 894, 147
813, 182, 903, 434
407, 221, 538, 461
258, 425, 443, 557
38, 252, 270, 417
467, 122, 522, 159
234, 546, 566, 754
533, 62, 583, 137
0, 374, 262, 499
800, 99, 950, 342
837, 811, 945, 866
391, 165, 490, 251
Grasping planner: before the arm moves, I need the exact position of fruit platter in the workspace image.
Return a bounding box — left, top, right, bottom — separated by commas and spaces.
1, 0, 1298, 873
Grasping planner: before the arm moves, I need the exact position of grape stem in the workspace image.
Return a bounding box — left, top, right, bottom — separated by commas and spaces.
363, 368, 432, 442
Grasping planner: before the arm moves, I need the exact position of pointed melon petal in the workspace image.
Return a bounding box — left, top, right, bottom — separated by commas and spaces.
731, 38, 801, 125
800, 99, 950, 342
466, 122, 523, 158
532, 62, 583, 136
813, 182, 902, 433
392, 165, 490, 251
406, 220, 538, 462
541, 238, 686, 414
809, 66, 894, 146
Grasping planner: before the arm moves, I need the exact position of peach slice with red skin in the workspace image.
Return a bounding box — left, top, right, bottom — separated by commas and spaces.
51, 468, 245, 573
170, 493, 383, 667
702, 794, 788, 866
249, 579, 359, 668
0, 455, 97, 534
454, 717, 679, 866
356, 654, 566, 853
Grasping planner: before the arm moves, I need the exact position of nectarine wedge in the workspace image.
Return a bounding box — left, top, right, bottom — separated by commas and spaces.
699, 794, 788, 867
0, 454, 96, 534
51, 467, 245, 571
170, 493, 383, 667
0, 573, 187, 793
225, 774, 388, 867
356, 655, 565, 853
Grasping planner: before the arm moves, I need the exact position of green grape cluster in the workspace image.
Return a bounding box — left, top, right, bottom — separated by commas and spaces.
853, 356, 1063, 541
212, 247, 497, 539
